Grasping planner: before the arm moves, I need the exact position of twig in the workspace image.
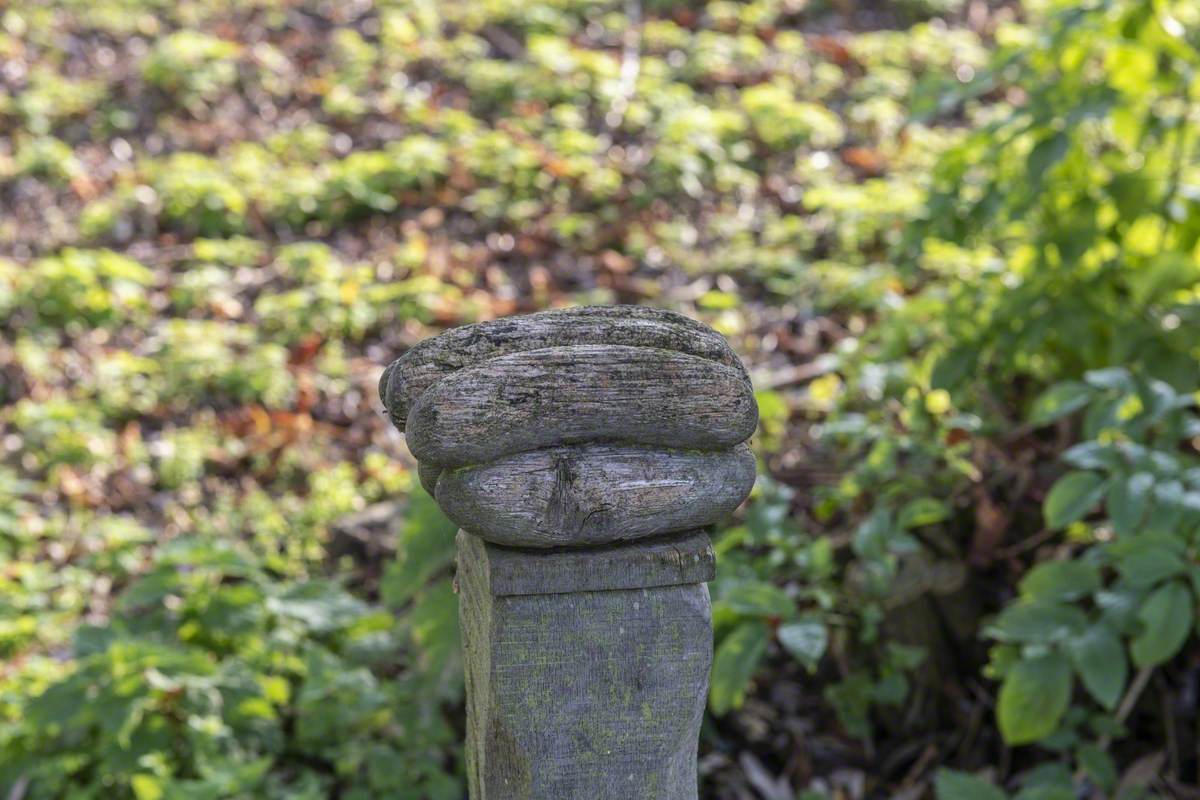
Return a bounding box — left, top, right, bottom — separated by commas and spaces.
1102, 664, 1156, 751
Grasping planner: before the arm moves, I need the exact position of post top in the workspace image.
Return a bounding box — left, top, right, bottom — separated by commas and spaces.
383, 305, 757, 550
457, 528, 716, 597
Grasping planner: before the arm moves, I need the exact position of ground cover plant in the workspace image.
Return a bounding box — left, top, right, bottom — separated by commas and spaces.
1, 0, 1199, 797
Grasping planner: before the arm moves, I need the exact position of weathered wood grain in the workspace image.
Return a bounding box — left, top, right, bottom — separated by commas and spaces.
406, 344, 758, 467
437, 443, 755, 547
417, 460, 442, 496
380, 305, 747, 431
466, 528, 716, 596
458, 530, 711, 799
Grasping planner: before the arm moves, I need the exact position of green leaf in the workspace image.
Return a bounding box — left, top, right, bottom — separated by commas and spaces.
997, 652, 1072, 745
1029, 381, 1092, 426
1020, 560, 1100, 603
381, 492, 457, 608
1044, 471, 1107, 529
934, 770, 1006, 800
1130, 580, 1194, 667
898, 497, 950, 529
1076, 743, 1118, 792
986, 601, 1088, 645
1026, 131, 1070, 185
1085, 367, 1134, 391
1067, 623, 1127, 710
931, 347, 975, 391
719, 581, 795, 619
709, 620, 770, 716
131, 776, 165, 800
1116, 544, 1185, 588
777, 616, 827, 670
1107, 471, 1154, 536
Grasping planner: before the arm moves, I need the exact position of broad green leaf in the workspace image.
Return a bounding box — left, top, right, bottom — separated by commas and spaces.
1026, 131, 1070, 185
1029, 381, 1092, 426
1062, 442, 1122, 471
1044, 471, 1107, 529
934, 770, 1006, 800
1130, 580, 1193, 667
131, 776, 165, 800
777, 616, 827, 669
985, 601, 1088, 645
997, 652, 1072, 745
1107, 472, 1154, 536
1067, 623, 1126, 710
381, 491, 457, 608
1020, 560, 1100, 603
709, 620, 770, 716
1116, 544, 1185, 588
898, 497, 950, 529
1076, 743, 1118, 792
719, 581, 795, 619
1085, 367, 1134, 391
931, 346, 975, 391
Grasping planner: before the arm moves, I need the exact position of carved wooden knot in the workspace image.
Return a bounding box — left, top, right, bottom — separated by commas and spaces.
380, 305, 758, 548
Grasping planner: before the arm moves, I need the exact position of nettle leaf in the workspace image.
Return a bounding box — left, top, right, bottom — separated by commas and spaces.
709, 620, 770, 716
1020, 560, 1100, 603
1029, 381, 1093, 426
1130, 580, 1194, 667
777, 616, 827, 670
1044, 471, 1108, 529
1107, 471, 1154, 536
934, 770, 1006, 800
997, 651, 1072, 746
719, 581, 795, 619
1067, 622, 1127, 710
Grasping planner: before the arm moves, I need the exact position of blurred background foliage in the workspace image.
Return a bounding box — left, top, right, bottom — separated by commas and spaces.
1, 0, 1199, 797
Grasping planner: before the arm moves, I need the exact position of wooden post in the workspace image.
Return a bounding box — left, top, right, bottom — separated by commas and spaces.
380, 306, 757, 799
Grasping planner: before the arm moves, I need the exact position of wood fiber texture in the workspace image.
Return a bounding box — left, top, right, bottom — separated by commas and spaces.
417, 459, 442, 495
458, 528, 716, 596
406, 344, 758, 468
458, 531, 711, 800
437, 443, 755, 547
380, 305, 747, 430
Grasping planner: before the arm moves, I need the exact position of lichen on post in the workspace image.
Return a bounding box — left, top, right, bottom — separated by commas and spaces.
380, 306, 757, 799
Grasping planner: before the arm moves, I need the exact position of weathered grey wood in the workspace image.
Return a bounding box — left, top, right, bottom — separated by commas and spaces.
417, 459, 442, 496
380, 305, 747, 431
459, 528, 716, 595
375, 306, 755, 800
406, 344, 758, 468
458, 530, 712, 799
437, 443, 755, 548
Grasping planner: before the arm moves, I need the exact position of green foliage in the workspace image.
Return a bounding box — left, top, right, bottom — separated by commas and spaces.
5, 0, 1200, 794
142, 31, 241, 108
0, 504, 462, 799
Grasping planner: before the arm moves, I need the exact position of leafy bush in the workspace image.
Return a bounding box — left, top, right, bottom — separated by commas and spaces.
0, 533, 459, 800
142, 31, 241, 108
